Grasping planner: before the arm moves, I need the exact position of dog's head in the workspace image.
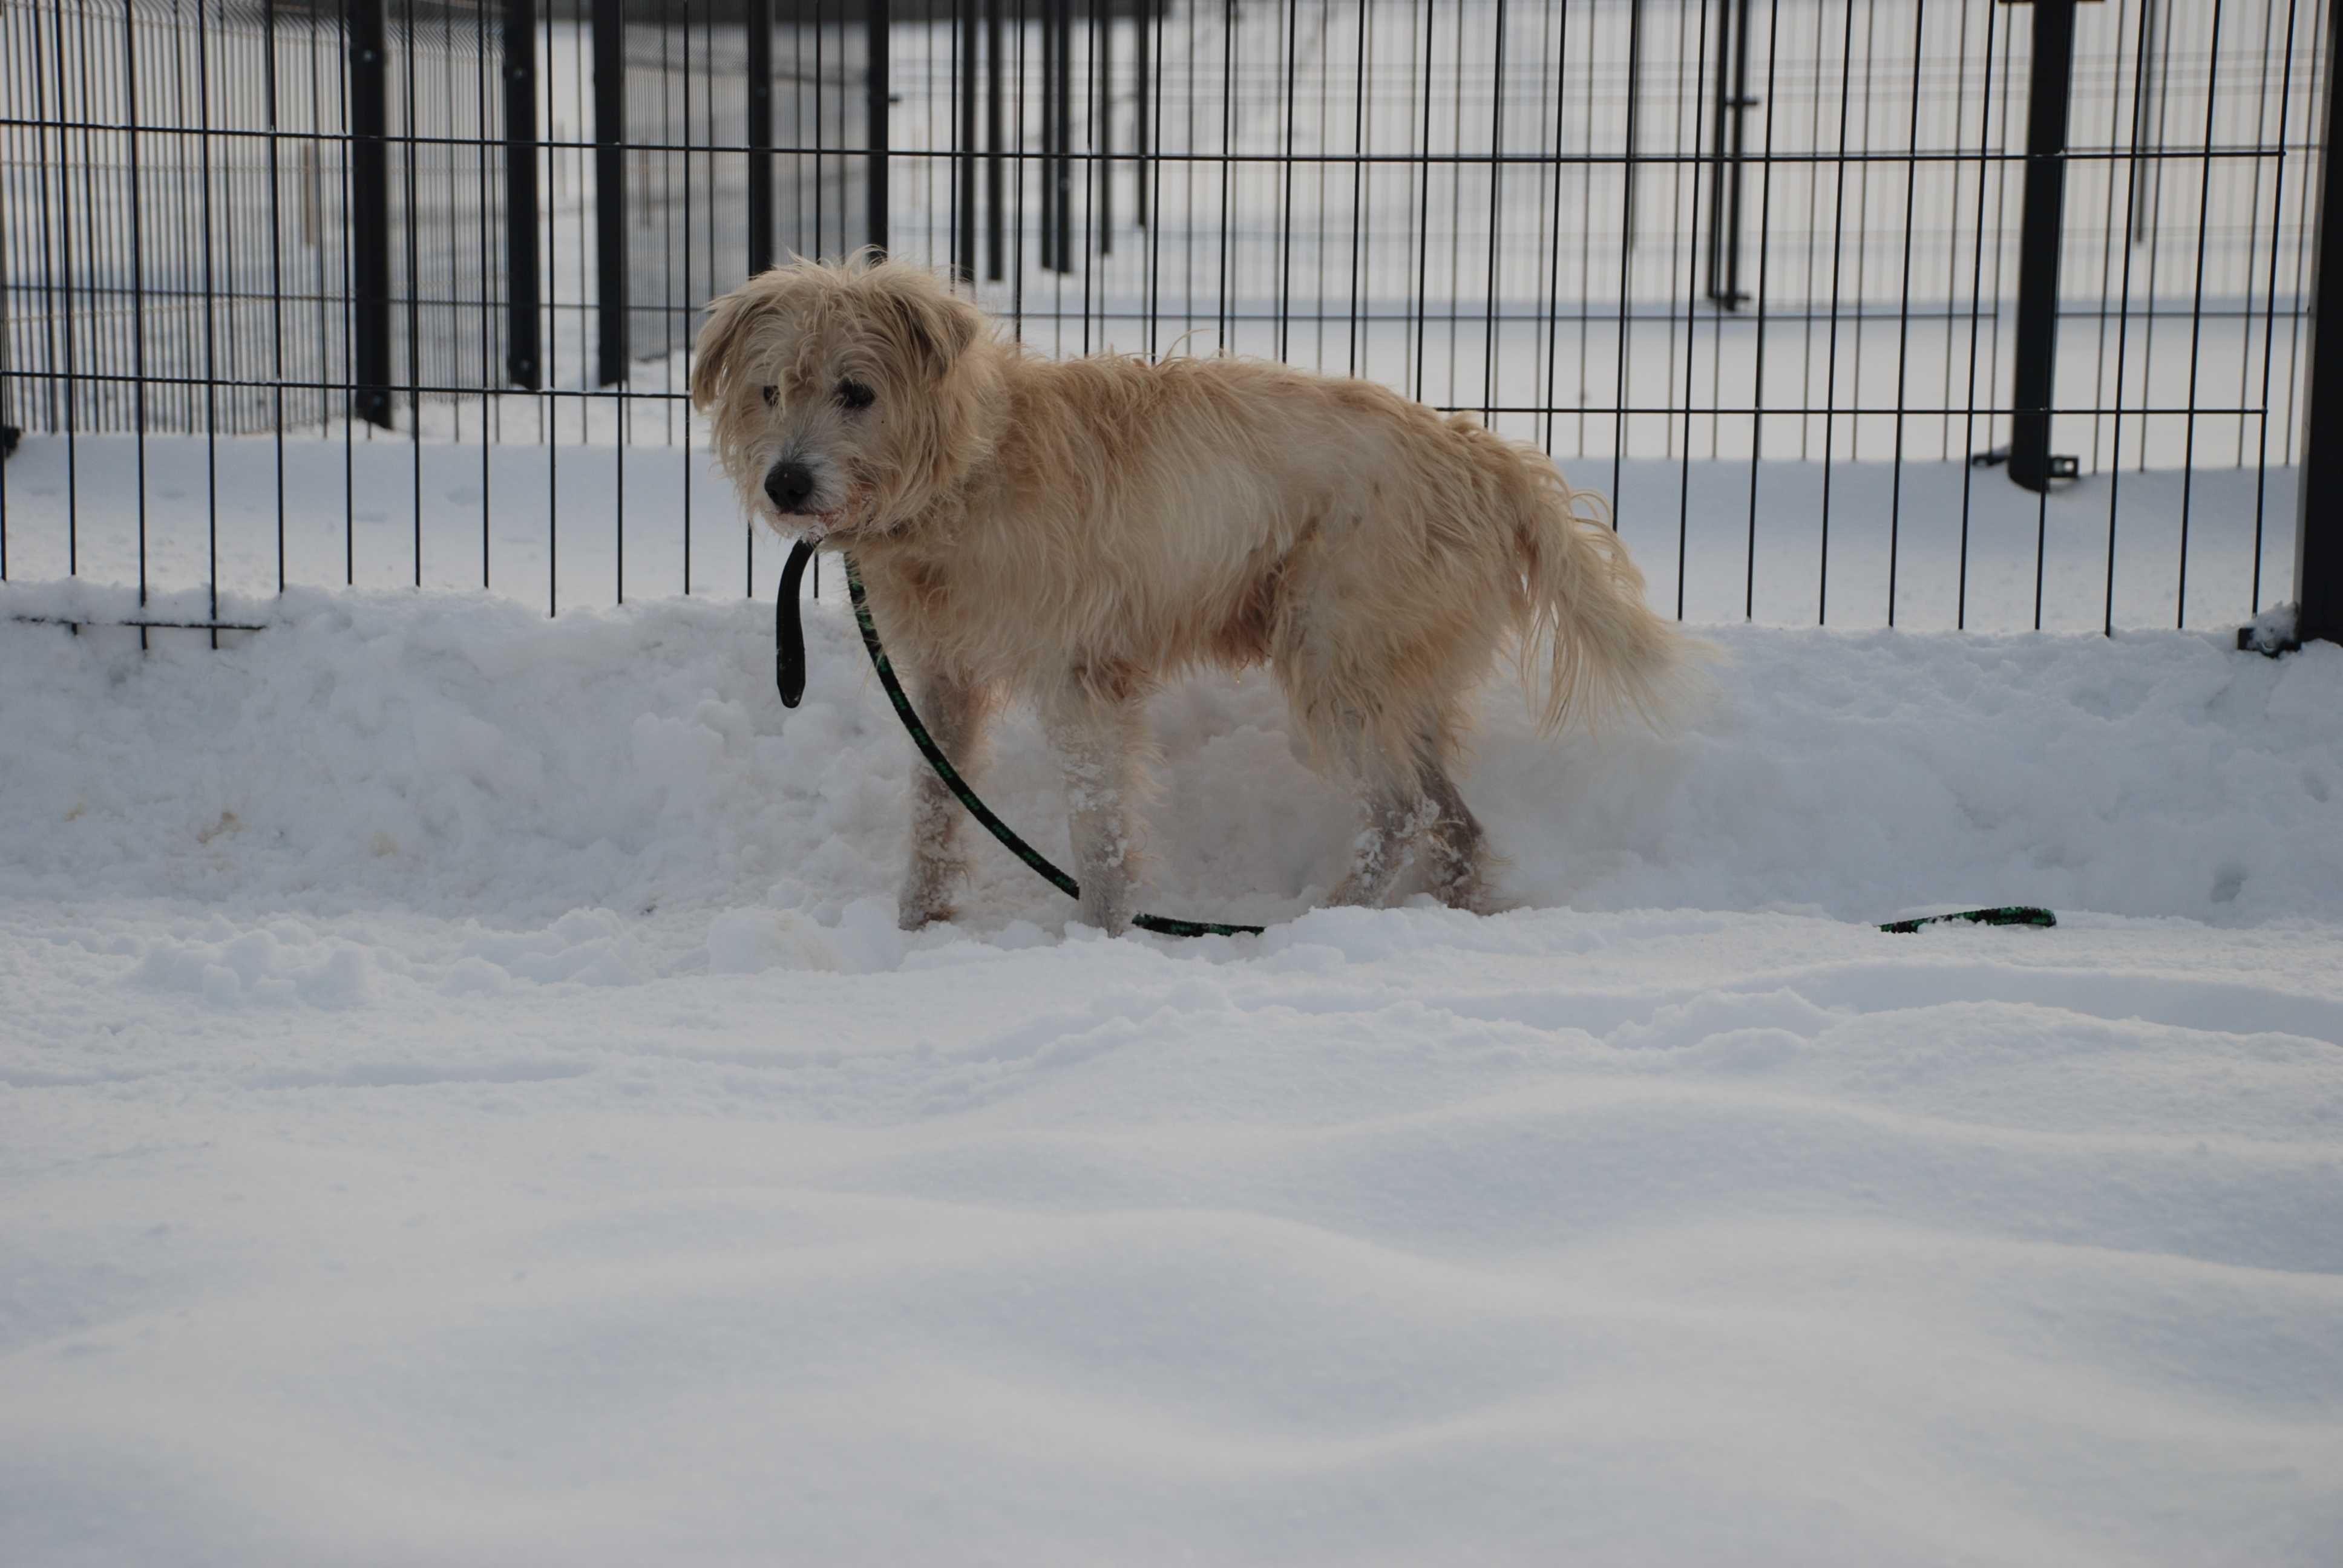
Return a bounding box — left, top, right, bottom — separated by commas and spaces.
691, 252, 992, 544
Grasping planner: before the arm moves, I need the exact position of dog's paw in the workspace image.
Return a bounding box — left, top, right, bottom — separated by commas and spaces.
899, 859, 966, 931
1426, 869, 1515, 916
1073, 881, 1134, 928
1451, 886, 1523, 917
897, 898, 955, 932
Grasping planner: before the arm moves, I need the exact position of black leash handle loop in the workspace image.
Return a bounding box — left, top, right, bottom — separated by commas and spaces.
773, 539, 814, 708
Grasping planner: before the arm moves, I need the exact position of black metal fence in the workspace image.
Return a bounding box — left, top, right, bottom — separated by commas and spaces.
1, 0, 2335, 638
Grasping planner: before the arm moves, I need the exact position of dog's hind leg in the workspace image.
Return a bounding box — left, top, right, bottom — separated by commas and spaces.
1040, 680, 1145, 936
1415, 728, 1495, 913
1323, 718, 1435, 910
898, 668, 994, 930
1327, 786, 1430, 910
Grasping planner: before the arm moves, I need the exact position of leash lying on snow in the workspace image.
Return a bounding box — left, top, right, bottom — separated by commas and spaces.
1878, 906, 2057, 933
773, 540, 2056, 941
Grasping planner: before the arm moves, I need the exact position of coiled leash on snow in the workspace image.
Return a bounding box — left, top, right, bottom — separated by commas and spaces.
773, 539, 2054, 941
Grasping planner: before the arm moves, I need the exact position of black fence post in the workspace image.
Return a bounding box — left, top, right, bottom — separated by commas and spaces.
1040, 0, 1063, 271
747, 0, 773, 276
2006, 0, 2080, 492
502, 0, 542, 390
2287, 0, 2342, 645
1705, 0, 1753, 309
985, 0, 1005, 278
347, 0, 392, 426
1049, 0, 1072, 272
591, 0, 628, 386
868, 0, 890, 255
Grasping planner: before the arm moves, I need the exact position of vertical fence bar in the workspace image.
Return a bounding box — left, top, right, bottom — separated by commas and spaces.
0, 7, 13, 489
349, 0, 393, 426
2129, 0, 2164, 243
1054, 0, 1073, 272
2, 14, 21, 568
1133, 0, 1148, 229
503, 0, 541, 388
985, 0, 1004, 278
1706, 0, 1752, 307
197, 0, 220, 636
2286, 0, 2342, 644
592, 0, 626, 385
2007, 0, 2079, 492
126, 0, 150, 622
868, 0, 889, 254
44, 0, 80, 529
1046, 0, 1058, 276
746, 0, 773, 275
267, 0, 288, 579
1624, 0, 1643, 250
813, 4, 825, 255
1706, 0, 1734, 306
1095, 0, 1111, 255
957, 0, 977, 278
401, 0, 422, 581
1043, 0, 1072, 272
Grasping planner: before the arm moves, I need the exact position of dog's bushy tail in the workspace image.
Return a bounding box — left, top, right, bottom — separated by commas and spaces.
1503, 448, 1707, 735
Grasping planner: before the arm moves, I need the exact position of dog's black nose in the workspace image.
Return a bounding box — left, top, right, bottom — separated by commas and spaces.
764, 460, 816, 514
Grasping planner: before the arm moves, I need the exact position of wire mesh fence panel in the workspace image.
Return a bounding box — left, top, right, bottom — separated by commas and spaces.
386, 0, 508, 427
613, 5, 863, 377
0, 0, 2331, 634
1, 0, 356, 438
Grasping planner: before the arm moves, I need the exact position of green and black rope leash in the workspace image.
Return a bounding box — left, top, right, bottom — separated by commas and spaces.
775, 540, 2054, 941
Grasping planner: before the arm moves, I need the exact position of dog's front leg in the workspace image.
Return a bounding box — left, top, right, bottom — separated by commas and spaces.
898, 668, 992, 930
1041, 684, 1142, 936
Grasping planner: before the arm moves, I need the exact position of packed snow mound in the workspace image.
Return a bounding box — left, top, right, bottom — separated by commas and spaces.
2, 580, 2338, 941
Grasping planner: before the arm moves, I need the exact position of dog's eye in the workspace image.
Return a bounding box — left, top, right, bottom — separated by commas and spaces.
759, 385, 778, 407
836, 379, 875, 412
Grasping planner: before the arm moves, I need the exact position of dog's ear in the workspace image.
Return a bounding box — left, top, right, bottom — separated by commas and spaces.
690, 282, 767, 413
868, 267, 982, 381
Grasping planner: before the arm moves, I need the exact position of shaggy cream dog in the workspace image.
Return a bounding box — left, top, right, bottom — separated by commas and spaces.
693, 253, 1695, 935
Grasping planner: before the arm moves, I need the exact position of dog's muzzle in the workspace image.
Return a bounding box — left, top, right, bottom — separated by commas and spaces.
764, 460, 817, 514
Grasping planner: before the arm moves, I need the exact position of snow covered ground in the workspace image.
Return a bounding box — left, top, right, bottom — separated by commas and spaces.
4, 572, 2341, 1563
5, 2, 2333, 1550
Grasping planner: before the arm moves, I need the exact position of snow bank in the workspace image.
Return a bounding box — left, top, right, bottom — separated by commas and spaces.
3, 581, 2340, 1564
2, 580, 2338, 936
